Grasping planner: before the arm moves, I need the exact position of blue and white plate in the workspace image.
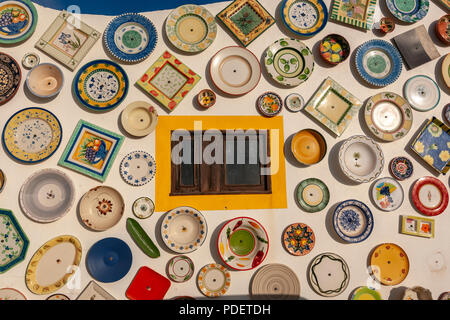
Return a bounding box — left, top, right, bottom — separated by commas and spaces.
386, 0, 429, 23
120, 151, 156, 186
355, 39, 402, 87
104, 13, 157, 63
333, 200, 374, 243
281, 0, 328, 37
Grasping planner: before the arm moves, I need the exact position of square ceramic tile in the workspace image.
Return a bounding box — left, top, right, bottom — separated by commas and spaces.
217, 0, 275, 47
58, 120, 124, 182
304, 77, 362, 137
330, 0, 377, 30
35, 10, 100, 71
77, 281, 116, 300
136, 51, 201, 112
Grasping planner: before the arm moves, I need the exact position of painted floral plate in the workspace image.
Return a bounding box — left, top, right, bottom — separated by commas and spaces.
0, 288, 26, 300
256, 92, 283, 117
283, 223, 315, 256
296, 178, 329, 212
217, 217, 269, 271
121, 101, 158, 137
264, 38, 314, 87
0, 0, 37, 44
132, 197, 154, 219
2, 107, 62, 163
197, 263, 230, 298
333, 200, 374, 243
291, 129, 327, 166
435, 14, 450, 45
281, 0, 328, 37
119, 151, 156, 186
389, 156, 413, 180
251, 264, 300, 300
166, 255, 194, 283
404, 75, 440, 112
351, 286, 382, 300
412, 177, 448, 216
369, 243, 409, 286
371, 177, 404, 212
0, 52, 21, 105
319, 34, 350, 65
386, 0, 429, 23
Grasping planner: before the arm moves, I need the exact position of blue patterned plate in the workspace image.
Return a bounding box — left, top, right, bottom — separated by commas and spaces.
0, 0, 38, 44
104, 13, 157, 63
0, 52, 21, 105
355, 39, 402, 87
333, 200, 373, 243
386, 0, 429, 23
281, 0, 328, 37
119, 151, 156, 186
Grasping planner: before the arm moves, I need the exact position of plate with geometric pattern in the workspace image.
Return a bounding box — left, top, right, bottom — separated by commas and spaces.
119, 151, 156, 186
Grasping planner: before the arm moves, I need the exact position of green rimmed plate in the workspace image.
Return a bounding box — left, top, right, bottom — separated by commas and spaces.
351, 286, 382, 300
296, 178, 329, 213
0, 0, 37, 44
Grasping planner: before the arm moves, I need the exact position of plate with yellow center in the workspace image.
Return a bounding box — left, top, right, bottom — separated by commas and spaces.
296, 178, 329, 213
291, 129, 327, 165
369, 243, 409, 286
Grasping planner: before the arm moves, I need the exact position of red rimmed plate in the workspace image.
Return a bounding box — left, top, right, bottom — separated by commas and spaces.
412, 177, 448, 216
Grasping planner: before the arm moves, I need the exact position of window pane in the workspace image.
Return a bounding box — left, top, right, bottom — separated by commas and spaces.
180, 137, 194, 186
225, 135, 261, 185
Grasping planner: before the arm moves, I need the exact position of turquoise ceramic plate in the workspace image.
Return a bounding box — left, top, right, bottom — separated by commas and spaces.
386, 0, 429, 23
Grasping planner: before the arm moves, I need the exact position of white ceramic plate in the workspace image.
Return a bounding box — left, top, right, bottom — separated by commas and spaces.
372, 177, 404, 212
132, 197, 154, 219
121, 101, 158, 137
404, 75, 440, 111
119, 151, 156, 186
251, 264, 300, 300
197, 263, 230, 298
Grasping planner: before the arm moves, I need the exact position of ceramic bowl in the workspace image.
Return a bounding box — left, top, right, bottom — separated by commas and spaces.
284, 93, 304, 112
319, 34, 350, 65
291, 129, 327, 166
197, 89, 216, 108
26, 63, 64, 98
379, 17, 395, 33
435, 15, 450, 45
121, 101, 158, 137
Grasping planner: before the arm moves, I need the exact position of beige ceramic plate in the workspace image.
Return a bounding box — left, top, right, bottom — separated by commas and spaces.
442, 53, 450, 89
197, 263, 231, 298
0, 288, 27, 300
251, 264, 300, 300
121, 101, 158, 137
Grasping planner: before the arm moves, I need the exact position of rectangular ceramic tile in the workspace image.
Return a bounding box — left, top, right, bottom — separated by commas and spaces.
330, 0, 377, 30
35, 10, 100, 71
58, 120, 124, 182
401, 215, 435, 238
77, 281, 116, 300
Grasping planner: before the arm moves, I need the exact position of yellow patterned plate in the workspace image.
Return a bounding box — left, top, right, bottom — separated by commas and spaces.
369, 243, 409, 286
197, 263, 231, 298
281, 0, 328, 36
2, 107, 62, 163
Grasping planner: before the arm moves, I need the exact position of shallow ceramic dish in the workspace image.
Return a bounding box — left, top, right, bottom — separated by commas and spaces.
369, 243, 409, 286
351, 286, 382, 300
209, 46, 260, 96
319, 34, 350, 65
0, 0, 37, 44
104, 13, 157, 63
25, 235, 82, 295
197, 263, 230, 298
0, 52, 21, 105
166, 255, 194, 283
285, 93, 304, 112
264, 38, 314, 87
386, 0, 429, 23
333, 200, 374, 243
132, 197, 154, 219
19, 168, 75, 223
435, 15, 450, 44
338, 135, 384, 184
0, 169, 5, 193
371, 177, 404, 212
0, 288, 26, 300
161, 206, 207, 254
26, 63, 63, 98
389, 156, 413, 180
257, 92, 283, 117
217, 217, 269, 271
2, 107, 62, 163
46, 293, 70, 300
79, 186, 124, 231
364, 92, 413, 141
308, 252, 350, 297
76, 281, 115, 300
251, 264, 300, 300
283, 223, 315, 256
404, 75, 440, 112
442, 54, 450, 89
121, 101, 158, 137
21, 52, 39, 69
165, 4, 216, 53
281, 0, 328, 36
412, 177, 448, 216
291, 129, 327, 166
119, 151, 156, 186
296, 178, 329, 213
197, 89, 216, 108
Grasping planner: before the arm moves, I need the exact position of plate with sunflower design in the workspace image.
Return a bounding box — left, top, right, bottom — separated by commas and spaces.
281, 0, 328, 37
283, 223, 315, 256
386, 0, 429, 23
333, 199, 374, 243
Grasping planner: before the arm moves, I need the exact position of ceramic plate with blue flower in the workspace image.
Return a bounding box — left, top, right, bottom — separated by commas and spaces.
386, 0, 429, 23
371, 177, 404, 212
281, 0, 328, 36
119, 151, 156, 186
0, 0, 37, 44
333, 200, 373, 243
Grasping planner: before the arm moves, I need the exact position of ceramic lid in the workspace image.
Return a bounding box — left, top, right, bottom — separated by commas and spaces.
197, 263, 230, 298
132, 197, 154, 219
389, 156, 414, 180
285, 93, 304, 112
26, 63, 64, 98
0, 288, 26, 300
283, 223, 315, 256
371, 177, 404, 212
22, 52, 40, 69
412, 177, 448, 216
121, 101, 158, 137
333, 200, 374, 243
120, 151, 156, 186
369, 243, 409, 286
0, 52, 21, 106
404, 75, 440, 112
351, 286, 382, 300
251, 263, 300, 300
319, 34, 350, 65
166, 255, 194, 283
291, 129, 327, 165
257, 92, 283, 117
281, 0, 328, 36
296, 178, 330, 213
0, 0, 38, 44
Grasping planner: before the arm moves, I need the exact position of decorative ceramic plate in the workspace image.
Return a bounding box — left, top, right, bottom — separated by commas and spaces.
364, 92, 413, 141
22, 52, 39, 69
46, 293, 70, 300
308, 252, 350, 297
281, 0, 328, 36
73, 59, 129, 112
256, 92, 283, 117
0, 0, 37, 44
0, 209, 28, 274
209, 46, 260, 96
19, 168, 75, 223
104, 13, 157, 63
296, 178, 329, 212
369, 243, 409, 286
285, 93, 304, 112
371, 177, 404, 212
351, 286, 382, 300
121, 101, 158, 137
251, 264, 300, 300
445, 104, 450, 125
76, 281, 115, 300
217, 217, 269, 271
304, 77, 362, 137
333, 200, 374, 243
165, 4, 216, 53
79, 186, 124, 231
0, 288, 26, 300
86, 237, 132, 283
166, 255, 194, 283
330, 0, 377, 30
119, 151, 156, 186
404, 75, 440, 112
264, 38, 314, 87
161, 206, 207, 253
2, 107, 62, 163
319, 34, 350, 65
386, 0, 429, 23
339, 135, 384, 183
26, 235, 82, 295
197, 89, 216, 108
283, 223, 315, 256
400, 215, 435, 238
0, 52, 21, 105
438, 292, 450, 300
197, 263, 231, 298
389, 156, 413, 180
0, 169, 5, 193
435, 15, 450, 45
355, 39, 402, 87
442, 54, 450, 89
291, 129, 327, 165
412, 177, 448, 216
132, 197, 154, 219
378, 17, 396, 33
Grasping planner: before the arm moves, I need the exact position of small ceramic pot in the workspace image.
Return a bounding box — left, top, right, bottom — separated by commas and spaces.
435, 15, 450, 45
379, 17, 395, 33
197, 89, 216, 108
22, 53, 40, 69
26, 63, 64, 98
291, 129, 327, 165
319, 34, 350, 65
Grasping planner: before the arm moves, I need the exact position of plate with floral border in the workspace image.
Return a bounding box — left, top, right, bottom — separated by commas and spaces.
386, 0, 429, 23
132, 197, 154, 219
166, 255, 194, 283
283, 223, 315, 256
389, 156, 413, 180
119, 151, 156, 187
0, 0, 37, 44
256, 92, 283, 117
281, 0, 328, 37
371, 177, 404, 212
0, 288, 26, 300
296, 178, 329, 212
369, 243, 409, 286
333, 199, 374, 243
412, 177, 448, 216
197, 263, 231, 298
0, 52, 21, 106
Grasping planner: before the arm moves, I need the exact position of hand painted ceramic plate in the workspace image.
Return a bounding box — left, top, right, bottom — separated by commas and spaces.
412, 177, 448, 216
257, 92, 283, 117
0, 169, 5, 193
104, 13, 157, 63
197, 89, 216, 108
87, 237, 132, 283
197, 263, 230, 298
333, 200, 374, 243
166, 255, 194, 283
79, 186, 124, 231
209, 46, 260, 96
46, 294, 70, 300
165, 4, 216, 53
438, 292, 450, 300
25, 235, 82, 295
2, 107, 62, 163
371, 177, 404, 212
19, 168, 75, 223
308, 252, 350, 297
119, 151, 156, 186
369, 243, 409, 286
351, 286, 382, 300
21, 52, 39, 69
161, 206, 207, 254
132, 197, 154, 219
0, 0, 37, 44
283, 223, 315, 256
355, 39, 403, 87
285, 93, 304, 112
339, 135, 384, 184
121, 101, 158, 137
296, 178, 329, 213
386, 0, 429, 23
0, 209, 28, 274
281, 0, 328, 37
73, 59, 129, 112
389, 156, 413, 180
404, 75, 440, 112
291, 129, 327, 166
319, 34, 350, 65
443, 54, 450, 89
445, 104, 450, 125
217, 217, 269, 271
435, 15, 450, 44
264, 38, 314, 87
364, 92, 413, 142
0, 288, 26, 300
0, 52, 21, 105
251, 264, 300, 300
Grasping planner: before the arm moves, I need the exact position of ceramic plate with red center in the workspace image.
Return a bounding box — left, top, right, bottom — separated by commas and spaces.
412, 177, 448, 216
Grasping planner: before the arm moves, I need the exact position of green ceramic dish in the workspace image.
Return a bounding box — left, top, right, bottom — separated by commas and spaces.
296, 178, 329, 213
352, 286, 382, 300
